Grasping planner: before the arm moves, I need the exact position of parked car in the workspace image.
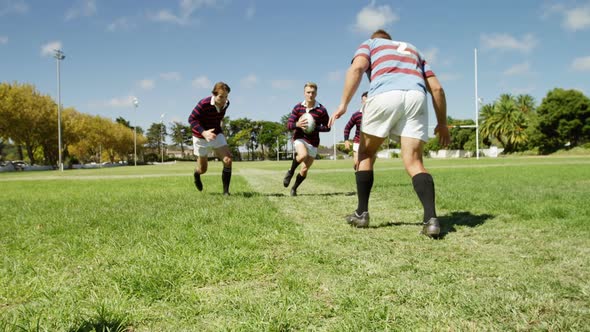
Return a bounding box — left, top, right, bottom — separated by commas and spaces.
11, 160, 28, 171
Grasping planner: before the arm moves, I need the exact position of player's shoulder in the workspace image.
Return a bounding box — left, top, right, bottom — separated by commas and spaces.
292, 102, 304, 110
198, 96, 212, 105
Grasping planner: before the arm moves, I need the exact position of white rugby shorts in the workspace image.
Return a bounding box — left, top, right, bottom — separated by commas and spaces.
192, 133, 228, 157
293, 139, 318, 158
353, 142, 359, 152
361, 90, 428, 142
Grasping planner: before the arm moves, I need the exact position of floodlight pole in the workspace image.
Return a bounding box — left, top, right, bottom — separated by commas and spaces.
160, 113, 165, 163
133, 97, 139, 166
54, 49, 65, 171
474, 48, 480, 160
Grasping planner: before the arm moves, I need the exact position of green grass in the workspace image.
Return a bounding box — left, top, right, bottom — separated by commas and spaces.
1, 156, 589, 331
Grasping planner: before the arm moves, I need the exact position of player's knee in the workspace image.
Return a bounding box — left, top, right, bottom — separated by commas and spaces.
223, 156, 232, 167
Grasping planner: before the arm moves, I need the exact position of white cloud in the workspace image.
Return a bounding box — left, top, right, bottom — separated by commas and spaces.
503, 61, 531, 76
353, 2, 398, 33
0, 0, 29, 16
544, 3, 590, 31
139, 79, 155, 90
422, 48, 439, 65
160, 72, 181, 81
65, 0, 96, 21
150, 0, 222, 25
571, 56, 590, 71
245, 5, 255, 19
107, 17, 133, 32
88, 95, 136, 109
192, 75, 212, 89
480, 33, 537, 53
150, 9, 187, 25
0, 36, 7, 44
240, 74, 258, 88
271, 79, 296, 90
40, 41, 63, 57
327, 70, 343, 81
563, 5, 590, 31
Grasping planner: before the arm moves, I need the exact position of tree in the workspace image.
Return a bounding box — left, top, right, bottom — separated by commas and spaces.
146, 122, 167, 155
532, 88, 590, 154
256, 120, 286, 159
170, 121, 191, 158
0, 82, 57, 165
115, 116, 132, 129
479, 94, 535, 153
447, 117, 476, 151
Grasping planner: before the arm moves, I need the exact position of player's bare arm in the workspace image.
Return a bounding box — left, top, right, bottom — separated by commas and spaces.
329, 56, 369, 127
425, 75, 451, 147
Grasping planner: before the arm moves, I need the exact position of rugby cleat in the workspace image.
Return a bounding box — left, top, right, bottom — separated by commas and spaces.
421, 217, 441, 238
193, 171, 203, 191
345, 211, 370, 228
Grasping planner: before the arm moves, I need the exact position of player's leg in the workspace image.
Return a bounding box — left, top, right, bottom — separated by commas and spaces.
356, 133, 384, 207
346, 90, 403, 227
399, 90, 439, 237
284, 139, 309, 187
352, 142, 359, 170
401, 137, 439, 236
290, 142, 314, 196
192, 136, 209, 191
215, 145, 233, 195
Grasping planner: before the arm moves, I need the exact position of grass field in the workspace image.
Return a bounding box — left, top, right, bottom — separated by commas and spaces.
1, 156, 589, 331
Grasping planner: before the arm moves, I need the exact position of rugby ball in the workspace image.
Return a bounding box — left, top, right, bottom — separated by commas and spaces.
301, 112, 316, 134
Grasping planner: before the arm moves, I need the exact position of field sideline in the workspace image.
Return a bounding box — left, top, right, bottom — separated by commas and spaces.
1, 156, 589, 331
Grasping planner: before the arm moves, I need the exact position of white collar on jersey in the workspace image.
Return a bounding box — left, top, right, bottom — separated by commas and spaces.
301, 100, 320, 112
210, 95, 229, 112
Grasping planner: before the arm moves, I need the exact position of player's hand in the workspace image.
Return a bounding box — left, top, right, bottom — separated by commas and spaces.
328, 104, 347, 128
202, 128, 217, 142
344, 140, 351, 151
296, 117, 308, 130
434, 124, 450, 147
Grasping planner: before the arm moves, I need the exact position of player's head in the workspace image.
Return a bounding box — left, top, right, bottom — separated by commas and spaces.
371, 29, 391, 40
303, 82, 318, 104
212, 82, 230, 106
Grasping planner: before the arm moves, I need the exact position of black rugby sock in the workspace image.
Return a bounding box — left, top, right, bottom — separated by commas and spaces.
222, 167, 232, 193
289, 157, 300, 174
355, 170, 373, 214
412, 172, 436, 223
292, 174, 306, 190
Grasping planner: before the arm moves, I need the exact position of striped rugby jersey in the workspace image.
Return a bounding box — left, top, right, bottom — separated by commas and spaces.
287, 102, 330, 148
343, 110, 362, 143
353, 38, 435, 97
188, 96, 229, 139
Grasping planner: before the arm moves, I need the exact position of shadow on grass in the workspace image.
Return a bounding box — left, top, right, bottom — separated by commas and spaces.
290, 191, 356, 197
374, 211, 494, 239
69, 320, 132, 332
437, 211, 494, 239
214, 191, 357, 198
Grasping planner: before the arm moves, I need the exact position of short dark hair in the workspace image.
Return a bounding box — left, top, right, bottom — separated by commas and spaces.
361, 91, 368, 98
212, 82, 231, 96
371, 29, 392, 40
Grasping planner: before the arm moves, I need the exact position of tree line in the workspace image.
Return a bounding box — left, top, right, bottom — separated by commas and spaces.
424, 89, 589, 155
1, 81, 589, 166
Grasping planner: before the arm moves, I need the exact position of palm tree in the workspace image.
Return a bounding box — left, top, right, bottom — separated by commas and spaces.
515, 94, 536, 114
479, 94, 531, 153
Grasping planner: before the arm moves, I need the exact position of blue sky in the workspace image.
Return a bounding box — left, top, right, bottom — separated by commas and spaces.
1, 0, 589, 144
